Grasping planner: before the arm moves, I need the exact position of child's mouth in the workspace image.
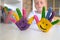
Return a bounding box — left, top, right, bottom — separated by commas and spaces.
40, 25, 46, 30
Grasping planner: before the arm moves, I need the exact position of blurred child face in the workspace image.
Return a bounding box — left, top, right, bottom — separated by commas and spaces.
34, 0, 47, 13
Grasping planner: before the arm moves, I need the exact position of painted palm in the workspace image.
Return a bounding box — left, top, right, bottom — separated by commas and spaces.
16, 8, 34, 30
6, 8, 34, 31
34, 7, 60, 32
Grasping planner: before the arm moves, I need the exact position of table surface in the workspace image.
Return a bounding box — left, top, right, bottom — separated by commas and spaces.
0, 23, 60, 40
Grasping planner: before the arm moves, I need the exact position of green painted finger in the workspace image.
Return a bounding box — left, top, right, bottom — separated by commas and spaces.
4, 7, 9, 14
4, 7, 8, 11
16, 8, 22, 19
51, 20, 60, 25
42, 7, 45, 18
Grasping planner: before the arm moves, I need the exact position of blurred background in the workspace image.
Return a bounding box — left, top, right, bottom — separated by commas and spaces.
21, 0, 60, 17
0, 0, 22, 11
33, 0, 60, 17
0, 0, 60, 16
47, 0, 60, 17
0, 0, 60, 23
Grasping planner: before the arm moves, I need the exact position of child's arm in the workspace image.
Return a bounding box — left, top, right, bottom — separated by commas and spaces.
53, 16, 60, 25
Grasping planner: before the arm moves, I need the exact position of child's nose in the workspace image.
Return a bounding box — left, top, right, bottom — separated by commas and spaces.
38, 2, 42, 8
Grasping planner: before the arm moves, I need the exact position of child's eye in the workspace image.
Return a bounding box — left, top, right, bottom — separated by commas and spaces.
35, 2, 43, 5
40, 2, 43, 4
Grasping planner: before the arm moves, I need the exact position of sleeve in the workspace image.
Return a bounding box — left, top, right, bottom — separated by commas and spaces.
27, 11, 34, 20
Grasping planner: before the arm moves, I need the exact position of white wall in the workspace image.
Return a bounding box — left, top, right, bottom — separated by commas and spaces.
4, 0, 22, 12
0, 0, 22, 15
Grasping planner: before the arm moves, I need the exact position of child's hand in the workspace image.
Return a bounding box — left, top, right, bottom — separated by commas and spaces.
34, 7, 60, 32
2, 7, 12, 23
9, 8, 34, 31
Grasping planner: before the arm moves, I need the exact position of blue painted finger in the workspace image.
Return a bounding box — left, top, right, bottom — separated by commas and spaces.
46, 7, 52, 19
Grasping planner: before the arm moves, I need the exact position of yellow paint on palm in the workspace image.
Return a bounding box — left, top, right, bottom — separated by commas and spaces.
37, 18, 52, 32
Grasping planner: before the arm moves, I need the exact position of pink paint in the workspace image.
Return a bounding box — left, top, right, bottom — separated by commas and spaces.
22, 8, 26, 18
5, 10, 12, 23
9, 18, 16, 23
34, 15, 39, 23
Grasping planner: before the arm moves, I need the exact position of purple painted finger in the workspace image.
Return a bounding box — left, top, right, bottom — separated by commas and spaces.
48, 11, 55, 21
